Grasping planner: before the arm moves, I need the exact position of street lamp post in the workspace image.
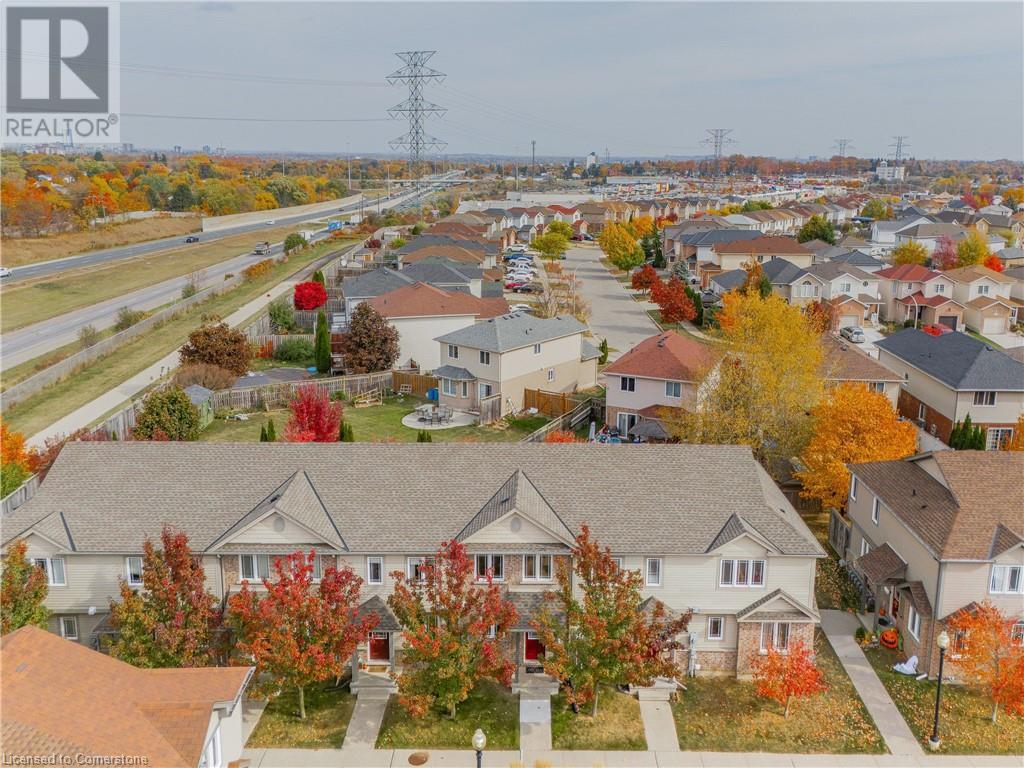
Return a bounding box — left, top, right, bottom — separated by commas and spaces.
472, 728, 487, 768
908, 292, 919, 329
929, 630, 950, 750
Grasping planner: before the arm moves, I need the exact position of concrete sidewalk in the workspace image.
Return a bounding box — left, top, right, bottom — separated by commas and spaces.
342, 693, 388, 750
639, 699, 680, 752
520, 694, 553, 751
820, 610, 924, 757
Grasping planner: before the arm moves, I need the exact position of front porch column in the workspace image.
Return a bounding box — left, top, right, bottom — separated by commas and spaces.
351, 649, 360, 685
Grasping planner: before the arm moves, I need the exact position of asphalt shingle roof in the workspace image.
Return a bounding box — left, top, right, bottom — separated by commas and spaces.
435, 313, 587, 353
5, 443, 824, 557
875, 329, 1024, 391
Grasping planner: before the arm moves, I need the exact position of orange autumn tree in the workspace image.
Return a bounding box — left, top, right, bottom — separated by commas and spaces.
1001, 415, 1024, 451
543, 430, 581, 444
753, 639, 826, 718
797, 384, 917, 509
945, 602, 1024, 723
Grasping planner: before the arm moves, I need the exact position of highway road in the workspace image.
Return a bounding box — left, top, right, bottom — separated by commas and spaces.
2, 171, 462, 283
1, 180, 451, 370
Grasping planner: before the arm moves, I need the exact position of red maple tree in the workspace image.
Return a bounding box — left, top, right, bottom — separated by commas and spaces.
228, 550, 377, 719
293, 281, 328, 310
631, 264, 660, 295
945, 601, 1024, 722
653, 276, 697, 325
533, 525, 691, 716
387, 540, 518, 718
932, 235, 958, 271
284, 386, 342, 442
752, 639, 826, 717
983, 254, 1005, 273
543, 430, 580, 444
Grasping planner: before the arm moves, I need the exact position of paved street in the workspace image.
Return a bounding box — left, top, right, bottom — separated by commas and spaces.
562, 244, 659, 360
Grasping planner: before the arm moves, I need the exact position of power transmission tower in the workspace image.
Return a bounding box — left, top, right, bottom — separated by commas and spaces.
890, 135, 909, 163
531, 139, 536, 178
701, 128, 736, 176
387, 51, 447, 180
833, 138, 853, 158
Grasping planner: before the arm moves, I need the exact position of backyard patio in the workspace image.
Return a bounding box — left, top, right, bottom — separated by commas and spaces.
400, 403, 476, 430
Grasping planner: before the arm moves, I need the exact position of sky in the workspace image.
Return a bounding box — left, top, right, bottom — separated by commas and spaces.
118, 1, 1024, 160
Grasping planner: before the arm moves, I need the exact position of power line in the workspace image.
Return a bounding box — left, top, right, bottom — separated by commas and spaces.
123, 113, 391, 124
833, 138, 853, 158
387, 50, 447, 170
890, 135, 910, 163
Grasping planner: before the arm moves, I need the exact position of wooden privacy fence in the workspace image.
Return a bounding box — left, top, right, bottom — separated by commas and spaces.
478, 394, 502, 425
520, 398, 597, 443
250, 334, 316, 354
828, 509, 851, 557
523, 388, 582, 417
392, 370, 438, 398
210, 371, 393, 411
1, 474, 40, 516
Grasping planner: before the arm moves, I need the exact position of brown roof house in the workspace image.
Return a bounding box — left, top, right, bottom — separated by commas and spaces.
821, 335, 902, 406
1, 625, 252, 767
700, 236, 813, 286
602, 331, 716, 439
943, 264, 1017, 335
839, 451, 1024, 678
365, 282, 509, 370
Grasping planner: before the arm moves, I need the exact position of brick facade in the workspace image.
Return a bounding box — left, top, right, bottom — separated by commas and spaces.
735, 621, 815, 678
898, 389, 954, 442
695, 650, 737, 675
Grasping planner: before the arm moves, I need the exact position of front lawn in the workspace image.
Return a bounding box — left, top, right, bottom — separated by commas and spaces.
550, 685, 646, 750
864, 645, 1024, 754
375, 681, 519, 749
672, 631, 885, 753
246, 684, 356, 749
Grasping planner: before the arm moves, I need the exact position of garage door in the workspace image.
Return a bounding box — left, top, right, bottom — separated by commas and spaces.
982, 316, 1004, 335
938, 315, 958, 331
838, 314, 859, 328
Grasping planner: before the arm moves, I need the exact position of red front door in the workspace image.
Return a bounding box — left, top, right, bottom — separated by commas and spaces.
525, 632, 544, 661
369, 632, 390, 663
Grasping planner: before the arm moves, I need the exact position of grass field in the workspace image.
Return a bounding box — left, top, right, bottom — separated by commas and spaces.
246, 684, 355, 749
865, 645, 1024, 754
1, 224, 317, 332
376, 681, 519, 749
1, 217, 201, 267
1, 244, 345, 438
672, 631, 886, 754
199, 396, 549, 444
550, 686, 646, 750
0, 330, 115, 392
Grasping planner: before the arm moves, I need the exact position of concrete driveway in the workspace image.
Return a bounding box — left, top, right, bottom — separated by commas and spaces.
985, 331, 1024, 349
562, 244, 658, 360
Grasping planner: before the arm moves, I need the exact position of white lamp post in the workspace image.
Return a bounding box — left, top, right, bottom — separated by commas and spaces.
472, 728, 487, 768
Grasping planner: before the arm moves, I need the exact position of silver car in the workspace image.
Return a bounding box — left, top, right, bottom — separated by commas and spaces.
840, 326, 865, 343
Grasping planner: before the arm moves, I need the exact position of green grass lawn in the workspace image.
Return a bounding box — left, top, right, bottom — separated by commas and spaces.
967, 330, 1003, 349
246, 684, 356, 749
199, 397, 550, 444
2, 245, 346, 438
672, 631, 886, 754
864, 645, 1024, 754
375, 681, 519, 750
0, 329, 115, 391
551, 685, 646, 750
0, 228, 351, 332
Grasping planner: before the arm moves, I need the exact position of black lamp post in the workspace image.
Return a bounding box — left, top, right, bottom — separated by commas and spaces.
929, 630, 950, 750
472, 728, 487, 768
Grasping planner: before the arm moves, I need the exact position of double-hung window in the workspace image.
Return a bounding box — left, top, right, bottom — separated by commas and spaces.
32, 557, 65, 586
850, 476, 858, 501
442, 378, 457, 396
533, 343, 542, 355
620, 376, 636, 392
871, 497, 880, 524
761, 621, 790, 652
665, 381, 682, 398
978, 284, 990, 296
448, 344, 459, 360
479, 350, 491, 365
474, 554, 504, 582
610, 556, 624, 571
60, 616, 79, 641
719, 558, 765, 587
547, 368, 556, 382
645, 557, 663, 587
240, 554, 271, 582
407, 556, 433, 583
990, 564, 1023, 594
523, 554, 553, 581
907, 605, 921, 639
366, 556, 384, 585
125, 556, 144, 586
706, 616, 724, 641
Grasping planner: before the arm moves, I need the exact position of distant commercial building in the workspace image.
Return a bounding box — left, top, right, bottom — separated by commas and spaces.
585, 151, 598, 169
875, 161, 906, 181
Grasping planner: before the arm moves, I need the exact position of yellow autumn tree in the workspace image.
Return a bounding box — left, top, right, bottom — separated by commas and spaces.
631, 215, 655, 238
1001, 414, 1024, 451
667, 291, 824, 474
796, 384, 917, 509
598, 222, 643, 270
891, 241, 928, 266
957, 229, 990, 267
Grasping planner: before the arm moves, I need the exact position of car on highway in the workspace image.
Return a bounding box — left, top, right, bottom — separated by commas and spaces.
265, 220, 276, 225
839, 326, 866, 343
184, 236, 200, 243
0, 267, 12, 279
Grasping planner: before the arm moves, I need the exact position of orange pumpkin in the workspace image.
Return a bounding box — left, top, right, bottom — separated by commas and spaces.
880, 628, 899, 649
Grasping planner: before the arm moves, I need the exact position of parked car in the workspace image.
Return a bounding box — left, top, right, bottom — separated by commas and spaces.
582, 233, 595, 241
184, 236, 200, 243
840, 326, 866, 343
505, 279, 530, 290
0, 267, 12, 279
506, 244, 527, 253
511, 283, 541, 294
922, 323, 954, 336
570, 234, 583, 241
509, 303, 535, 313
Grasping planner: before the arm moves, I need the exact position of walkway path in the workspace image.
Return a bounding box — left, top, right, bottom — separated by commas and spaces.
520, 694, 553, 751
821, 609, 924, 756
342, 691, 388, 750
639, 699, 680, 752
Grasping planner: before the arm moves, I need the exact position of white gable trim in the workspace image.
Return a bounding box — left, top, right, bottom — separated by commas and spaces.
462, 508, 576, 547
208, 508, 336, 551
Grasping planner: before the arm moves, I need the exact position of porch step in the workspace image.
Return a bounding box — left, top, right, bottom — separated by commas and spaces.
636, 687, 672, 701
513, 674, 559, 697
353, 686, 392, 700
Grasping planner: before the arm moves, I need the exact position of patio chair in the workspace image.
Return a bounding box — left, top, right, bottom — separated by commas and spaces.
442, 406, 453, 423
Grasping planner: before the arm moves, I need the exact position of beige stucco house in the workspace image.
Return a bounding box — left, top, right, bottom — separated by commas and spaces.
943, 264, 1017, 335
840, 451, 1023, 679
874, 264, 965, 330
433, 313, 599, 418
